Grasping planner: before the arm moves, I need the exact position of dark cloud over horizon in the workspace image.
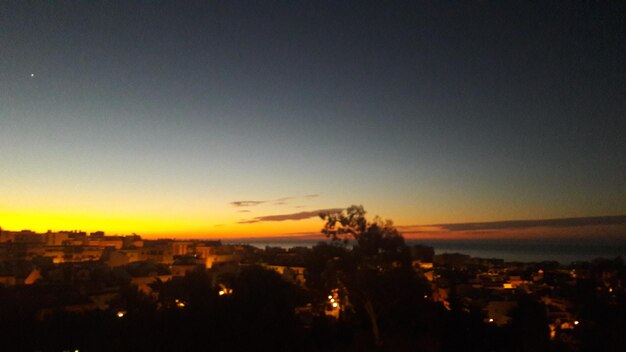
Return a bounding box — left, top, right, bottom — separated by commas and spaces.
398, 215, 626, 232
239, 208, 343, 224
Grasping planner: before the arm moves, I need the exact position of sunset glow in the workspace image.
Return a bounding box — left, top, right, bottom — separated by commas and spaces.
1, 1, 624, 240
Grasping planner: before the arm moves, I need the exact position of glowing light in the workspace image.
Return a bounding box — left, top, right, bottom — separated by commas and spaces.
116, 311, 126, 318
574, 320, 579, 325
330, 298, 335, 303
218, 285, 233, 296
332, 302, 338, 308
328, 295, 332, 299
488, 318, 494, 323
0, 204, 329, 239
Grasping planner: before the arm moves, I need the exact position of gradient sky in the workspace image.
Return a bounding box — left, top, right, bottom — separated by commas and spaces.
1, 1, 624, 238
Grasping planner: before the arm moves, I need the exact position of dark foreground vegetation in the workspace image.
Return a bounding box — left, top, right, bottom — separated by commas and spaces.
1, 206, 625, 351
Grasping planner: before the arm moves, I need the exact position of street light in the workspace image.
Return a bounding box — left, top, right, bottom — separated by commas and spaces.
218, 284, 233, 296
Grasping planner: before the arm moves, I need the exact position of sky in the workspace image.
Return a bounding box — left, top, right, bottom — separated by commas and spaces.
1, 1, 625, 238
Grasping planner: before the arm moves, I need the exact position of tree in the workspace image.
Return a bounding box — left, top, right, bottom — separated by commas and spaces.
304, 241, 354, 313
320, 205, 368, 244
320, 205, 409, 267
318, 205, 425, 347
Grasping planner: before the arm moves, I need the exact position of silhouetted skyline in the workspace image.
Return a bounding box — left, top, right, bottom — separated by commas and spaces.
1, 1, 624, 237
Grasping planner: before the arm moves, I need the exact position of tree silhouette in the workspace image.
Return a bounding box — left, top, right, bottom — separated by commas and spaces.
318, 205, 426, 347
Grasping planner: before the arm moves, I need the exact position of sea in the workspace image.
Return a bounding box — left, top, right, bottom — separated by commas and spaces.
223, 237, 626, 264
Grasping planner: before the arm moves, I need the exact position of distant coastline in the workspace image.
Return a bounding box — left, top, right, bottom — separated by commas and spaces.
224, 237, 626, 264
221, 214, 626, 263
3, 213, 625, 264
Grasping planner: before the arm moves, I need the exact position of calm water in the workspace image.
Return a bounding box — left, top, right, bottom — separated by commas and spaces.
224, 238, 626, 264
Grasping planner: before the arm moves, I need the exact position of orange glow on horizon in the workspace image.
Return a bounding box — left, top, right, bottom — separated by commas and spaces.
2, 206, 624, 241
0, 207, 326, 239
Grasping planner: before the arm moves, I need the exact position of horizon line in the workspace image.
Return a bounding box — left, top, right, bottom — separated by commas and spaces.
2, 213, 625, 239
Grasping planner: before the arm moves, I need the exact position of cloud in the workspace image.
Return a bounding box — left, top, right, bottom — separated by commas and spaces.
239, 208, 343, 224
395, 225, 442, 233
230, 201, 266, 207
435, 215, 626, 231
395, 215, 626, 240
237, 210, 251, 213
231, 194, 320, 208
226, 232, 325, 241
